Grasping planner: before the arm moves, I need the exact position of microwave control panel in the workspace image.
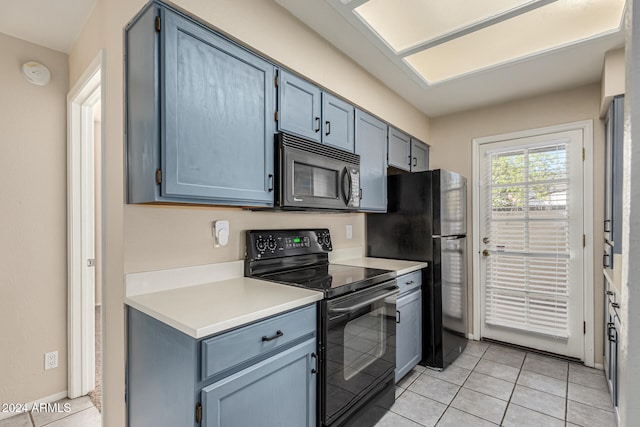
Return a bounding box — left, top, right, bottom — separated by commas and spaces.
246, 229, 332, 260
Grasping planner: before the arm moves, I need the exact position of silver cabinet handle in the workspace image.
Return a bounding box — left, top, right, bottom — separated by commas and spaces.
311, 352, 318, 374
315, 117, 320, 132
325, 121, 331, 136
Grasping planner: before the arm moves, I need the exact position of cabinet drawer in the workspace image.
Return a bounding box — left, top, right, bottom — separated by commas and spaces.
201, 304, 316, 381
397, 270, 422, 295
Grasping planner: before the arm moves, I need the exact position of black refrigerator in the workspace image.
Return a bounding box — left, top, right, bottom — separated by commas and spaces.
367, 169, 468, 370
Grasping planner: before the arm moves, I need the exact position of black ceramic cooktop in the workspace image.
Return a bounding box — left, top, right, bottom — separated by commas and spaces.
258, 263, 395, 298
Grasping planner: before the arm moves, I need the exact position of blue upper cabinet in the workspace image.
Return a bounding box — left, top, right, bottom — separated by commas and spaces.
410, 138, 430, 172
126, 4, 275, 207
278, 70, 322, 142
278, 70, 355, 152
388, 126, 411, 171
322, 93, 355, 152
355, 109, 387, 212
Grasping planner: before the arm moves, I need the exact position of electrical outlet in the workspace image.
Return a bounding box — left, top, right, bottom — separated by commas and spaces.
346, 224, 353, 240
44, 351, 58, 370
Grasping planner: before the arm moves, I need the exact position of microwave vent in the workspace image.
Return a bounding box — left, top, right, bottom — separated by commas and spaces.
279, 133, 360, 165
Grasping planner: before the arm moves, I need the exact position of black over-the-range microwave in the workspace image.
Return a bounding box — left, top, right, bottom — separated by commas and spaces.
273, 132, 361, 211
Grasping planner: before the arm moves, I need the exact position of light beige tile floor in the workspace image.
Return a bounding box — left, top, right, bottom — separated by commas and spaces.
1, 342, 615, 427
377, 342, 617, 427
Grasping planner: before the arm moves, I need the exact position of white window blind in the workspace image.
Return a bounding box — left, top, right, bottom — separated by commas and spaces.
483, 142, 571, 338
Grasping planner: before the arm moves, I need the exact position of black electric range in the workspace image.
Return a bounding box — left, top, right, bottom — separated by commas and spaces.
244, 229, 395, 297
245, 229, 398, 427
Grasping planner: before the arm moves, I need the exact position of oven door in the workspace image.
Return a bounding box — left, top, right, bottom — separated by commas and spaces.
322, 281, 398, 426
281, 143, 359, 210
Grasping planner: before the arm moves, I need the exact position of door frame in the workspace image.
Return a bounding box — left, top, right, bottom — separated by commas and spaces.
67, 50, 105, 398
471, 120, 595, 366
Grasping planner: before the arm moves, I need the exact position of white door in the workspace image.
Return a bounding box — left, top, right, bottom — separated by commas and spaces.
478, 129, 584, 359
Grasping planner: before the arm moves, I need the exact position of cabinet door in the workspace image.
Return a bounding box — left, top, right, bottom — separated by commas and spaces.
388, 127, 411, 171
355, 110, 387, 212
278, 70, 322, 142
162, 9, 275, 206
322, 93, 354, 152
202, 339, 316, 427
610, 95, 624, 255
395, 290, 422, 383
411, 138, 429, 172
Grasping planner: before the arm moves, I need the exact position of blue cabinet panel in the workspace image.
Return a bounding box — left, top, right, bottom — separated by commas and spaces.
396, 288, 422, 383
202, 339, 317, 427
355, 109, 387, 212
162, 9, 274, 204
410, 138, 429, 172
322, 93, 355, 152
127, 303, 317, 427
127, 308, 199, 427
126, 4, 275, 207
610, 95, 624, 255
278, 70, 322, 142
388, 127, 411, 171
201, 304, 316, 381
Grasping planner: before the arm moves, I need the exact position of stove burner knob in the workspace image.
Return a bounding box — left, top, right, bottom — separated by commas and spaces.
323, 235, 331, 247
256, 238, 266, 252
267, 237, 278, 251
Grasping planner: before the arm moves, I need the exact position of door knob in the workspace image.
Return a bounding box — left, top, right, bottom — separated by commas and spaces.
482, 249, 490, 257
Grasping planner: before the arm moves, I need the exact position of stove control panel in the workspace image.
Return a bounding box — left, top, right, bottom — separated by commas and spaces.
246, 229, 332, 260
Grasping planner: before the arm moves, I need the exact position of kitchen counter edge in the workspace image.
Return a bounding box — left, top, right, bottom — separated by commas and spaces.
125, 277, 323, 339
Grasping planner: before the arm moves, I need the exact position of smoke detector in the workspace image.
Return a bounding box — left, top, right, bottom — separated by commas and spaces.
22, 61, 51, 86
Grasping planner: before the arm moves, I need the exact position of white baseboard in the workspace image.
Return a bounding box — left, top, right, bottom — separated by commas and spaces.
467, 333, 476, 340
0, 390, 68, 421
594, 363, 604, 370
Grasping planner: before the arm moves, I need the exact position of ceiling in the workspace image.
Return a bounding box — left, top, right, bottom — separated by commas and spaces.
0, 0, 97, 53
275, 0, 626, 117
0, 0, 625, 117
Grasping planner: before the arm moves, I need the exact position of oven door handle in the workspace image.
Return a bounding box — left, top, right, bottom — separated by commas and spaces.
329, 287, 398, 314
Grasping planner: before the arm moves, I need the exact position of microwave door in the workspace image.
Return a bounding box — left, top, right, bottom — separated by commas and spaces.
284, 149, 344, 210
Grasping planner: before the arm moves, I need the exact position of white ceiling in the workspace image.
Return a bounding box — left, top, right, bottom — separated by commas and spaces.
275, 0, 626, 117
0, 0, 625, 117
0, 0, 97, 53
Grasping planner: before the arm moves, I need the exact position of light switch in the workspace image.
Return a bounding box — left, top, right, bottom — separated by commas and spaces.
346, 224, 353, 240
213, 220, 230, 247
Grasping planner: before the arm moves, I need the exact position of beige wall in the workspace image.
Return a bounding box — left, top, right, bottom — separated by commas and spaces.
431, 83, 606, 363
125, 208, 363, 272
0, 33, 69, 404
68, 0, 431, 424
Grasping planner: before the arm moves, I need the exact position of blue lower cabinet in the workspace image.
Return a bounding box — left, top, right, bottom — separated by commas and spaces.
202, 339, 316, 427
127, 304, 317, 427
395, 272, 422, 383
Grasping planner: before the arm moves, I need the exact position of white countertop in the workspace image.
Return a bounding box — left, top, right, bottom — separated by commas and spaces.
336, 257, 427, 276
124, 252, 425, 340
125, 277, 323, 339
